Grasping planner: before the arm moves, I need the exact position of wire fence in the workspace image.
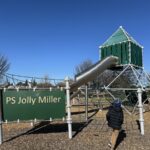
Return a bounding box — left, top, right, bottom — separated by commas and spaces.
0, 73, 65, 88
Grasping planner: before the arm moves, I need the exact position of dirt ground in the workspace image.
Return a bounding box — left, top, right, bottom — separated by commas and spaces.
0, 105, 150, 150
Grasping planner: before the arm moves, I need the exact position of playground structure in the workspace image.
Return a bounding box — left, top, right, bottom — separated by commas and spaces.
70, 26, 150, 138
0, 26, 150, 144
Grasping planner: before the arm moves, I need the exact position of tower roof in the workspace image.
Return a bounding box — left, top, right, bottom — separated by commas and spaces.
100, 26, 142, 48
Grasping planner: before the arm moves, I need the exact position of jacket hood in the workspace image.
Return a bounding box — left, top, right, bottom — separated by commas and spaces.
112, 99, 121, 110
113, 105, 122, 112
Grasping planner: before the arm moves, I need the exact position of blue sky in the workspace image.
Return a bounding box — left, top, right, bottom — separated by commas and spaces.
0, 0, 150, 79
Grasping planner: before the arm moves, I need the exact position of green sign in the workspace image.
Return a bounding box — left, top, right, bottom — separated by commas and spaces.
2, 89, 66, 121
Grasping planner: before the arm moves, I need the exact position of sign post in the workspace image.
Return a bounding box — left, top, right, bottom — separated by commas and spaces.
65, 77, 72, 139
85, 85, 88, 121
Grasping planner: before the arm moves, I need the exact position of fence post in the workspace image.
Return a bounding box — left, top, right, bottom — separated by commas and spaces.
0, 90, 3, 144
137, 88, 144, 135
85, 85, 88, 121
65, 77, 72, 139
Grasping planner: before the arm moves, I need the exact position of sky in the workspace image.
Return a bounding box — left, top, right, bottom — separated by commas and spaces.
0, 0, 150, 79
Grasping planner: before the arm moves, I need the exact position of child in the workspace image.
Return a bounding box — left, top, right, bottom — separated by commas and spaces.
106, 99, 124, 150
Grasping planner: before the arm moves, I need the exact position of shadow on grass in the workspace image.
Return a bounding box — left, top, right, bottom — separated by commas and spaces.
4, 107, 100, 143
136, 120, 140, 130
4, 119, 93, 143
71, 108, 99, 115
115, 129, 126, 150
88, 108, 99, 119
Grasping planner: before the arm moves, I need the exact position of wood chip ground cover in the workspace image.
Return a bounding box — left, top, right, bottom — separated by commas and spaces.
0, 106, 150, 150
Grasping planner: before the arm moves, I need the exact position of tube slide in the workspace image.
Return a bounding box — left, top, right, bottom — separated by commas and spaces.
70, 56, 118, 91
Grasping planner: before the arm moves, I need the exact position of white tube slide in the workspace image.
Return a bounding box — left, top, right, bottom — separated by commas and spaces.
71, 56, 118, 91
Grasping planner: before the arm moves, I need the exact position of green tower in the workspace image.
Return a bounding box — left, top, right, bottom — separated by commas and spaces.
100, 26, 143, 67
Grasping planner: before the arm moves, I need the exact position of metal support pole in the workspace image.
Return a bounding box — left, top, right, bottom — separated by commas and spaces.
96, 90, 100, 110
131, 66, 144, 89
85, 85, 88, 121
137, 88, 144, 135
0, 90, 3, 144
65, 77, 72, 139
106, 65, 130, 88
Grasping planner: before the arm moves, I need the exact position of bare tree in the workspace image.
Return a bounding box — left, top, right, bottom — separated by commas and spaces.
0, 54, 10, 76
56, 81, 65, 87
42, 75, 49, 84
75, 59, 93, 75
37, 75, 53, 88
